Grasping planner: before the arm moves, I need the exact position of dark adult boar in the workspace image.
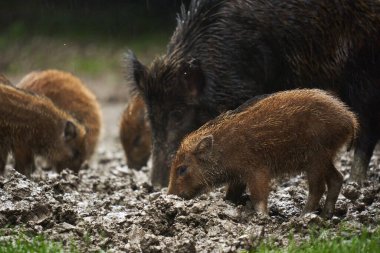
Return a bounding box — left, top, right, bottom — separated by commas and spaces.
125, 0, 380, 187
168, 89, 358, 218
119, 95, 152, 170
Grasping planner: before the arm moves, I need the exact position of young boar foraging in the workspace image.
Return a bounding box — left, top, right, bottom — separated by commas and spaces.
17, 70, 102, 166
0, 84, 86, 177
126, 0, 380, 187
119, 95, 152, 170
168, 89, 358, 218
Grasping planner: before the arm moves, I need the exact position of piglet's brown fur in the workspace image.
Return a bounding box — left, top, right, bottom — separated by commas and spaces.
0, 74, 12, 86
0, 83, 86, 177
17, 70, 102, 168
168, 89, 358, 218
119, 95, 151, 170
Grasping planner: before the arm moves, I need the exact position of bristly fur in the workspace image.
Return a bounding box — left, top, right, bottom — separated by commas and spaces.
17, 70, 102, 161
119, 95, 151, 170
125, 0, 380, 187
168, 0, 227, 54
123, 50, 142, 99
168, 89, 358, 216
0, 74, 12, 86
0, 83, 86, 176
129, 0, 380, 106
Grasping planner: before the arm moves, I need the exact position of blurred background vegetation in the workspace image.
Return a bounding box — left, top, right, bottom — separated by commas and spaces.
0, 0, 190, 102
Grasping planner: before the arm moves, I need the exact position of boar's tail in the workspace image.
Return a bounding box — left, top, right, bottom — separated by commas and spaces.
346, 112, 360, 152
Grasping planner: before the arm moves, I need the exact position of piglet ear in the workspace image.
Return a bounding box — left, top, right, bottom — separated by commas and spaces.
194, 135, 214, 160
124, 50, 148, 93
64, 121, 77, 141
181, 58, 206, 100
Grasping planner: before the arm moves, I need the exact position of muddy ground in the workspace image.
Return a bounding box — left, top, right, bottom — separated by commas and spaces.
1, 82, 380, 252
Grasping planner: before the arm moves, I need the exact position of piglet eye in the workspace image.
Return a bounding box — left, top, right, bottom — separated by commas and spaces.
177, 166, 188, 176
133, 135, 142, 146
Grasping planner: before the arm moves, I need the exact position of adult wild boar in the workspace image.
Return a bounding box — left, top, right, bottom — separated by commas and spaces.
125, 0, 380, 187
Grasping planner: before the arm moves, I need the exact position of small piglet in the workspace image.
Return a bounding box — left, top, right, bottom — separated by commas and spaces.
0, 74, 12, 86
0, 83, 86, 177
119, 95, 152, 170
17, 70, 102, 172
168, 89, 358, 218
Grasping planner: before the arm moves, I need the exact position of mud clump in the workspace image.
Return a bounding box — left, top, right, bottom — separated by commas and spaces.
1, 150, 380, 252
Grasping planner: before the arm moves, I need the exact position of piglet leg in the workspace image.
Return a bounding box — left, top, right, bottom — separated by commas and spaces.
13, 146, 35, 178
302, 166, 326, 215
247, 168, 271, 215
225, 181, 247, 204
322, 162, 343, 218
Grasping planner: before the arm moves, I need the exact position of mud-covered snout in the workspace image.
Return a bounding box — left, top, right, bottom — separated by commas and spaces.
51, 120, 87, 174
127, 152, 150, 170
55, 156, 85, 174
167, 178, 203, 200
167, 182, 189, 199
54, 143, 87, 174
125, 134, 152, 170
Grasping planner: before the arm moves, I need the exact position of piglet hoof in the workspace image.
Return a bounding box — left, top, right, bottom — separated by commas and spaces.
255, 211, 270, 222
254, 203, 269, 217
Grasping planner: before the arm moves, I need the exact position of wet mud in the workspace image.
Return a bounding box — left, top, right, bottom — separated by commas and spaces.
1, 146, 379, 252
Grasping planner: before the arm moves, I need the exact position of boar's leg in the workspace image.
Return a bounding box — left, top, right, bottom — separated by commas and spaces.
247, 169, 271, 215
225, 181, 247, 204
151, 147, 170, 187
0, 148, 7, 175
350, 127, 378, 184
322, 162, 343, 218
13, 146, 35, 178
302, 168, 326, 215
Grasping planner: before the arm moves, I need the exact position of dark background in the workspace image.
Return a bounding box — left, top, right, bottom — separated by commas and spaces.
0, 0, 191, 42
0, 0, 193, 139
0, 0, 193, 77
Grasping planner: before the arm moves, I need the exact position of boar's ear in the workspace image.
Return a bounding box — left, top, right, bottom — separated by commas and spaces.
181, 58, 206, 100
124, 50, 148, 93
64, 121, 77, 141
194, 135, 214, 160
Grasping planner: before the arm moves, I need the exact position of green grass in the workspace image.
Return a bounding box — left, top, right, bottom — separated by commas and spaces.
0, 28, 168, 76
0, 234, 74, 253
1, 225, 379, 252
244, 226, 380, 253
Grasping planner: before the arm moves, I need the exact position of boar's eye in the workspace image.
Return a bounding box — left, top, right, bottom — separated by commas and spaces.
177, 166, 188, 176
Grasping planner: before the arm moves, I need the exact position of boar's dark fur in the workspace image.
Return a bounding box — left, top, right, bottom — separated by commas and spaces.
125, 0, 380, 187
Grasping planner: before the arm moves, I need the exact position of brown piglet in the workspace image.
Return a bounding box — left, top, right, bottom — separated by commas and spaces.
0, 83, 86, 177
0, 74, 12, 86
119, 95, 152, 170
17, 70, 102, 170
168, 89, 358, 218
